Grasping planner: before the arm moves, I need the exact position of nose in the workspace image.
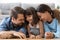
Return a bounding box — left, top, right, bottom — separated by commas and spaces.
40, 16, 44, 21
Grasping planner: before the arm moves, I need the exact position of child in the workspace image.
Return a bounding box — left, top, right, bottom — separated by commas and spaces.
25, 7, 44, 39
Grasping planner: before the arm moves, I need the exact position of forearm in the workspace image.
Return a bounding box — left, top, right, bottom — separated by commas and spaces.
39, 33, 44, 38
0, 31, 26, 39
0, 31, 15, 39
39, 30, 44, 38
0, 31, 15, 34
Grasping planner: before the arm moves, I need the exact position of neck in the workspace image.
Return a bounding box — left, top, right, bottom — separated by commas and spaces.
29, 22, 36, 27
47, 17, 53, 24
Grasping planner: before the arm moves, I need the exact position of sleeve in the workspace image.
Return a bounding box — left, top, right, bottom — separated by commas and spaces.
0, 18, 8, 31
53, 20, 60, 38
19, 27, 27, 35
44, 23, 50, 32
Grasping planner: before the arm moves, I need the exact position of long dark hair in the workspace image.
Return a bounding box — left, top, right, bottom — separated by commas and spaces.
37, 4, 54, 18
25, 7, 39, 24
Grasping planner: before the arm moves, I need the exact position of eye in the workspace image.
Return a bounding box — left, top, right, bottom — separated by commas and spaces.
29, 15, 32, 17
19, 19, 24, 21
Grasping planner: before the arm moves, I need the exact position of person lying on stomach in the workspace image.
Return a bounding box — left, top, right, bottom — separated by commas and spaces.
0, 6, 27, 39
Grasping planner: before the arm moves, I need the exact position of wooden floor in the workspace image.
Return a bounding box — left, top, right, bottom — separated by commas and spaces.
0, 39, 59, 40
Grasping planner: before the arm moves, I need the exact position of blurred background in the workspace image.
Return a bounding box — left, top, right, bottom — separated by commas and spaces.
0, 0, 60, 22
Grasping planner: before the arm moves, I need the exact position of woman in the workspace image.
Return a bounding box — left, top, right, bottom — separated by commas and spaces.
37, 4, 60, 39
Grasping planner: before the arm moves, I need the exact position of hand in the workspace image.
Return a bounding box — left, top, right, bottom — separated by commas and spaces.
13, 32, 26, 39
45, 32, 54, 39
36, 35, 42, 39
30, 35, 35, 39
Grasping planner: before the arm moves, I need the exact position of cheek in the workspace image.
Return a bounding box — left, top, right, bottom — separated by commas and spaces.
45, 15, 49, 19
26, 17, 29, 21
42, 16, 48, 21
26, 17, 32, 21
16, 20, 21, 24
40, 15, 46, 20
26, 18, 30, 22
14, 21, 18, 24
15, 21, 19, 24
43, 16, 47, 19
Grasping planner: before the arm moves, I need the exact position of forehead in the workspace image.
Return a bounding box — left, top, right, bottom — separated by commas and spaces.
17, 14, 24, 19
26, 14, 33, 16
37, 12, 47, 15
37, 12, 42, 16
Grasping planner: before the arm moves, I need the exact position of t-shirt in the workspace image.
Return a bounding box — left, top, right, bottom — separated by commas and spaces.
44, 18, 60, 38
0, 17, 27, 34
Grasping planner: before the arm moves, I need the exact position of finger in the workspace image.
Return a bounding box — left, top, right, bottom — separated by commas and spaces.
30, 36, 35, 39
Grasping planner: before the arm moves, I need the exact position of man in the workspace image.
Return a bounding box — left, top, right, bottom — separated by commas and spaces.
0, 6, 27, 39
37, 4, 60, 39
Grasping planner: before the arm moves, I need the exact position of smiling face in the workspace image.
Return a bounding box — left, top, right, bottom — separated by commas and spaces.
10, 6, 25, 26
26, 15, 33, 24
37, 11, 52, 22
12, 14, 24, 26
37, 4, 53, 22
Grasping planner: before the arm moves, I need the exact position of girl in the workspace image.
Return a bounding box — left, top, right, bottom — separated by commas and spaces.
25, 7, 44, 39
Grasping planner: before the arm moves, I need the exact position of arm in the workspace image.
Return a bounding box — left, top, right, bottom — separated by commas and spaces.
45, 20, 60, 38
27, 25, 35, 38
0, 31, 15, 39
0, 18, 24, 38
27, 25, 34, 36
39, 21, 44, 38
27, 25, 31, 36
0, 31, 25, 39
36, 21, 44, 39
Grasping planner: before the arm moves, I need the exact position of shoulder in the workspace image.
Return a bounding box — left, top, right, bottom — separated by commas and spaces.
0, 17, 11, 25
51, 18, 58, 25
38, 21, 43, 25
53, 18, 58, 22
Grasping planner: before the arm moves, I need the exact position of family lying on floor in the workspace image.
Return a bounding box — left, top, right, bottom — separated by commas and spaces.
0, 4, 60, 39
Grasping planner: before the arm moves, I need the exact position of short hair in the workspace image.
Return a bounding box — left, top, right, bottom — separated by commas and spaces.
10, 6, 25, 19
25, 7, 39, 24
37, 4, 54, 18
